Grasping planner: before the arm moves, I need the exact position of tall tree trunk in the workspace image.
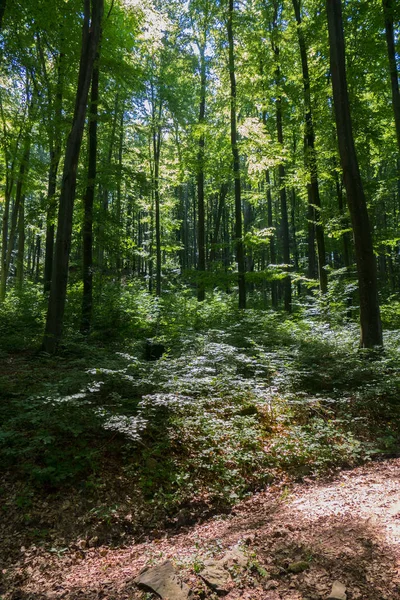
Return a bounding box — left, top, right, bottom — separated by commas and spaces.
2, 140, 30, 298
265, 169, 278, 308
197, 45, 206, 301
80, 55, 99, 334
291, 187, 301, 297
228, 0, 246, 309
43, 0, 104, 353
382, 0, 400, 155
209, 183, 228, 265
0, 99, 25, 300
44, 50, 64, 293
327, 0, 382, 347
0, 183, 12, 300
97, 92, 119, 278
16, 193, 25, 292
271, 7, 291, 312
153, 125, 162, 296
334, 167, 351, 267
292, 0, 327, 293
34, 223, 41, 282
116, 109, 124, 278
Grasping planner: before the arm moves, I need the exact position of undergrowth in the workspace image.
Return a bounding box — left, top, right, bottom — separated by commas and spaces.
1, 283, 400, 537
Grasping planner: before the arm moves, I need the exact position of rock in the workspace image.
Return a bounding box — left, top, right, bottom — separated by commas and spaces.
135, 560, 192, 600
327, 580, 347, 600
200, 562, 231, 594
221, 548, 248, 569
288, 561, 309, 574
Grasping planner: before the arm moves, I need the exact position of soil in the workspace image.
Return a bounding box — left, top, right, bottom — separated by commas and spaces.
2, 458, 400, 599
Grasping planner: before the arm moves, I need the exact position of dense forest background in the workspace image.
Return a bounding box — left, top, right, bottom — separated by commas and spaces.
0, 0, 399, 349
1, 3, 400, 594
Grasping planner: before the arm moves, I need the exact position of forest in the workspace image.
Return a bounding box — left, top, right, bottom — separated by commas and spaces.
1, 0, 400, 598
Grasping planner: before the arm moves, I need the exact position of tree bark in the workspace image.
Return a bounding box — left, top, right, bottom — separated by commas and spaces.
44, 50, 64, 293
97, 92, 119, 278
265, 169, 278, 308
209, 183, 228, 265
43, 0, 104, 353
80, 55, 100, 334
292, 0, 327, 293
116, 109, 124, 277
327, 0, 382, 347
271, 6, 291, 312
228, 0, 246, 309
16, 193, 25, 291
3, 141, 30, 294
153, 124, 162, 297
197, 44, 206, 301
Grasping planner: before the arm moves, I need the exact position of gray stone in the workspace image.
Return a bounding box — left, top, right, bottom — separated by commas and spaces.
221, 548, 248, 569
327, 580, 347, 600
135, 560, 191, 599
200, 562, 231, 593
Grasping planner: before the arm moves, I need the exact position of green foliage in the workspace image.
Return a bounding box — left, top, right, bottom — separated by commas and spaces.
380, 298, 400, 330
1, 286, 400, 527
0, 394, 105, 485
0, 284, 46, 351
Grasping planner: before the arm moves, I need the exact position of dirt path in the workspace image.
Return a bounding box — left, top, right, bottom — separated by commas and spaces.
3, 459, 400, 599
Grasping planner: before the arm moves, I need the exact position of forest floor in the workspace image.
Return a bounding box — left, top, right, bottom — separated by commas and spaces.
2, 457, 400, 600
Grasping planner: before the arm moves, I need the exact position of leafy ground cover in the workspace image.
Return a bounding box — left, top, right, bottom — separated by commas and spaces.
1, 286, 400, 581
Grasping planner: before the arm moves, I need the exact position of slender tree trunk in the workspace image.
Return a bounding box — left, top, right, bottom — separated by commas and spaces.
116, 109, 124, 277
209, 183, 228, 265
153, 126, 162, 296
327, 0, 382, 347
0, 108, 24, 300
44, 50, 64, 293
334, 168, 351, 267
16, 193, 25, 292
291, 187, 301, 297
197, 45, 206, 301
35, 224, 41, 282
271, 11, 291, 312
2, 140, 30, 298
43, 0, 104, 353
292, 0, 327, 293
382, 0, 400, 155
98, 92, 119, 278
265, 170, 278, 308
148, 188, 154, 293
228, 0, 246, 309
0, 186, 11, 300
80, 55, 99, 334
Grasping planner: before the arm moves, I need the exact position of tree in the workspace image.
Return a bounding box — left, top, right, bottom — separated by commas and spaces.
326, 0, 382, 347
227, 0, 246, 309
271, 1, 291, 312
291, 0, 327, 293
189, 0, 211, 302
80, 55, 100, 334
42, 0, 104, 353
